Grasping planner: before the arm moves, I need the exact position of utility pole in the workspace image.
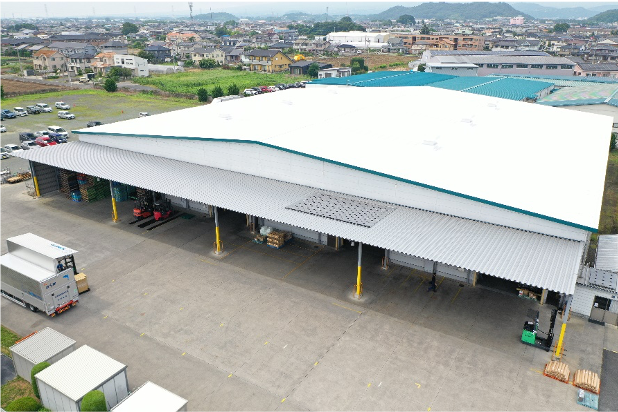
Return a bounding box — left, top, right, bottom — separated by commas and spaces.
189, 2, 193, 20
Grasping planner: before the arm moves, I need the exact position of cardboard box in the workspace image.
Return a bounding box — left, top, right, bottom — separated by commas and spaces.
74, 273, 89, 294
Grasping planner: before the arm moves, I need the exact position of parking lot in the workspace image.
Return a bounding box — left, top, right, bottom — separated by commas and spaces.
2, 178, 617, 411
0, 90, 199, 170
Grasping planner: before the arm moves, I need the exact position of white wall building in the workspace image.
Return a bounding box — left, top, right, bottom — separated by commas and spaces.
318, 67, 352, 78
114, 54, 149, 77
326, 31, 390, 49
510, 16, 525, 25
425, 62, 479, 76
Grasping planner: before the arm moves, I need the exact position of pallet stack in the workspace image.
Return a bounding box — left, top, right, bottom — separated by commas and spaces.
573, 370, 601, 394
266, 231, 292, 249
59, 169, 79, 198
111, 181, 129, 202
544, 361, 570, 383
78, 175, 110, 203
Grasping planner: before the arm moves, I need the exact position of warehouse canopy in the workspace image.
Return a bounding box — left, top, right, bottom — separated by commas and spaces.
16, 142, 584, 294
75, 86, 611, 232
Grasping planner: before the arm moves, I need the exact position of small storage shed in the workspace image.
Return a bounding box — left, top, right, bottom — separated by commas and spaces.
9, 327, 76, 383
111, 381, 188, 412
35, 345, 128, 412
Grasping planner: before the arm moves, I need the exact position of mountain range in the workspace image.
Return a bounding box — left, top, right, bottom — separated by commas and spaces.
371, 2, 530, 20
509, 2, 618, 19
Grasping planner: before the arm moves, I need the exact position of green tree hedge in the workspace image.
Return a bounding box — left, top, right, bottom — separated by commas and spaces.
103, 78, 118, 92
227, 83, 239, 95
31, 361, 51, 398
81, 390, 107, 412
5, 397, 42, 411
212, 85, 224, 98
197, 87, 209, 102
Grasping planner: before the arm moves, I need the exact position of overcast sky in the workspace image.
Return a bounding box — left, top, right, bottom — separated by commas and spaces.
2, 0, 617, 19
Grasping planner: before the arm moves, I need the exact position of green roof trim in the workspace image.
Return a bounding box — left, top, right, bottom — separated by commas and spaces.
73, 130, 598, 233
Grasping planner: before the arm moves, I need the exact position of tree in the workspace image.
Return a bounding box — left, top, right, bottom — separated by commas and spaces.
212, 85, 224, 98
108, 67, 132, 80
184, 59, 195, 67
121, 22, 139, 35
224, 20, 237, 27
227, 83, 239, 95
188, 36, 196, 42
350, 57, 368, 74
420, 21, 431, 35
397, 14, 416, 25
31, 362, 51, 398
5, 397, 42, 412
553, 23, 570, 33
1, 85, 4, 99
137, 50, 155, 62
81, 390, 107, 412
611, 132, 617, 151
103, 78, 117, 92
307, 62, 320, 78
215, 26, 231, 37
197, 88, 209, 102
199, 58, 218, 69
417, 63, 426, 72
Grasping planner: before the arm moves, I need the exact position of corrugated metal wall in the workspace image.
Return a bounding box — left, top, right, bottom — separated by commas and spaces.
39, 379, 78, 411
572, 284, 618, 316
32, 162, 59, 195
390, 251, 471, 283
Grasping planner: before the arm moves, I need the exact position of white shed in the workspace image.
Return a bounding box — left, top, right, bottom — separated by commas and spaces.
9, 327, 76, 383
35, 345, 128, 412
111, 381, 188, 412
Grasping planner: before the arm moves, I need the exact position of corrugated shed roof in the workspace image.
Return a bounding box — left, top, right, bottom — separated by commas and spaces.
578, 63, 618, 71
463, 78, 553, 101
35, 345, 126, 401
466, 55, 575, 65
427, 50, 550, 57
488, 74, 618, 86
111, 382, 187, 412
431, 76, 497, 91
537, 83, 618, 106
15, 142, 585, 294
596, 234, 618, 273
10, 328, 75, 364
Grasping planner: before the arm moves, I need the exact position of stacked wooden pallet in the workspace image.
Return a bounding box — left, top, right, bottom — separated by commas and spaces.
6, 171, 31, 184
267, 231, 292, 249
573, 370, 601, 394
544, 361, 570, 383
78, 175, 110, 203
59, 169, 79, 197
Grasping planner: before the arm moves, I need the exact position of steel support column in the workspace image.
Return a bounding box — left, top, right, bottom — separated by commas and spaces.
555, 294, 572, 359
355, 242, 363, 297
109, 181, 119, 222
214, 206, 222, 254
29, 161, 41, 197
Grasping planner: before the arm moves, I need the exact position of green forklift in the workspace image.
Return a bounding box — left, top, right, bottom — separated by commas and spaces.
521, 308, 557, 352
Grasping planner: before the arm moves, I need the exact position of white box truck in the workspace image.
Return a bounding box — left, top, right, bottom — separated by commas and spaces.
1, 234, 79, 316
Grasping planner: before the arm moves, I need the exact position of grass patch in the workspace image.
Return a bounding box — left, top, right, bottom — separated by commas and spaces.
1, 377, 36, 409
134, 69, 310, 95
599, 150, 618, 234
1, 326, 21, 358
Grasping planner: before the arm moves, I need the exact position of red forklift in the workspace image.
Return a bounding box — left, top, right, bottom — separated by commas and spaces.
133, 198, 153, 219
153, 199, 172, 221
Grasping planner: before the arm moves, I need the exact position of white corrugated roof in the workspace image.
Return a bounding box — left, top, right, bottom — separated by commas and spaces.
596, 234, 618, 273
1, 254, 56, 282
74, 86, 611, 231
111, 381, 187, 412
8, 233, 78, 258
10, 328, 75, 364
15, 142, 584, 294
34, 345, 126, 401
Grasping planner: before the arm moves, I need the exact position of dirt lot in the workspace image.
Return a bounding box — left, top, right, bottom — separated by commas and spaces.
2, 79, 66, 95
314, 54, 417, 70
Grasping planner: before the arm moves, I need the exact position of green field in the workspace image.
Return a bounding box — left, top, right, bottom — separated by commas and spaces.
133, 69, 310, 95
1, 325, 21, 357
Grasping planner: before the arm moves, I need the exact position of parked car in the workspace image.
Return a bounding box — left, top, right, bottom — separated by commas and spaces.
21, 141, 39, 150
260, 86, 270, 93
13, 107, 28, 117
50, 135, 68, 144
26, 105, 42, 114
35, 103, 53, 113
35, 136, 56, 147
1, 147, 9, 159
139, 112, 150, 117
0, 124, 6, 133
1, 109, 17, 120
35, 130, 50, 138
19, 132, 37, 142
276, 83, 287, 90
86, 121, 103, 127
58, 111, 75, 120
55, 102, 70, 110
243, 89, 257, 96
267, 86, 278, 92
251, 87, 262, 94
48, 126, 69, 138
4, 144, 23, 154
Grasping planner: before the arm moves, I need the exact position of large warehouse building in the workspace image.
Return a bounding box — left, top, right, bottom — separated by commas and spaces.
15, 86, 611, 323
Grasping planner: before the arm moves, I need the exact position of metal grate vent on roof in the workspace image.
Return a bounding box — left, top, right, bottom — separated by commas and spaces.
286, 192, 395, 227
588, 267, 617, 291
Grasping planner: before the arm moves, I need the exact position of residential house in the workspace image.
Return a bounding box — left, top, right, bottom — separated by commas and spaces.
166, 32, 201, 42
336, 44, 357, 54
66, 51, 96, 74
278, 30, 299, 43
33, 49, 66, 72
224, 48, 245, 65
574, 63, 618, 78
318, 67, 352, 78
191, 47, 225, 65
395, 34, 485, 53
114, 54, 149, 77
174, 42, 196, 60
46, 41, 98, 56
293, 39, 331, 53
99, 40, 128, 54
268, 42, 294, 50
90, 52, 116, 75
244, 49, 293, 73
289, 60, 332, 76
143, 45, 171, 62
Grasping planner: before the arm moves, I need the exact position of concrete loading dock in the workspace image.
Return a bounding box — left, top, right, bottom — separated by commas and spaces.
10, 327, 76, 383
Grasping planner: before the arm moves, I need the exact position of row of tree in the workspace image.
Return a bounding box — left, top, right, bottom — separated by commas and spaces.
288, 16, 366, 37
196, 83, 240, 101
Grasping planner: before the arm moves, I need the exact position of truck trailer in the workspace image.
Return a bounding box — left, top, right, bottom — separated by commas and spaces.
1, 234, 79, 316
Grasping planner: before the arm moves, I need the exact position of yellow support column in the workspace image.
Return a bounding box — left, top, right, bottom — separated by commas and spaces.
555, 323, 567, 358
33, 176, 41, 197
109, 181, 119, 222
214, 206, 222, 254
355, 242, 363, 297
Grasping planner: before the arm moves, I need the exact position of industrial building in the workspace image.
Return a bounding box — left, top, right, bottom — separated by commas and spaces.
14, 86, 612, 334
